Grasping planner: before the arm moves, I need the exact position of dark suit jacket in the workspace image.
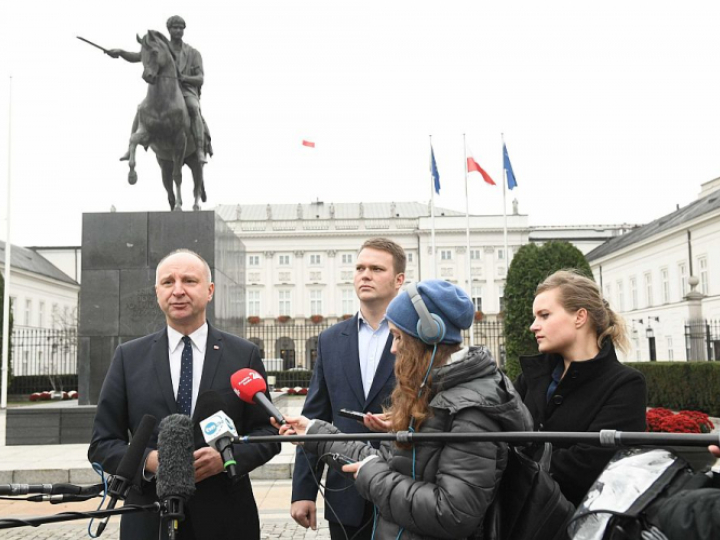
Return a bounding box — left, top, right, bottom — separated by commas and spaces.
292, 314, 396, 527
88, 323, 280, 540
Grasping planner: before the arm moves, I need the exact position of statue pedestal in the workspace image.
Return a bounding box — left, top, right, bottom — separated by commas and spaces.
77, 211, 245, 405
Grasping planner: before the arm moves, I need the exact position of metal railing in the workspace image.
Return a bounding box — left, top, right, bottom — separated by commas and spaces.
9, 327, 78, 396
7, 321, 505, 394
684, 319, 720, 361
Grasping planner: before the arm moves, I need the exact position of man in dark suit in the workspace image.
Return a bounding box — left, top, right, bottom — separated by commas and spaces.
291, 238, 406, 540
88, 249, 280, 540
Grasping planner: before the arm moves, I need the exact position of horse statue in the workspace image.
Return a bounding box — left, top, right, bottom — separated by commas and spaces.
125, 30, 207, 211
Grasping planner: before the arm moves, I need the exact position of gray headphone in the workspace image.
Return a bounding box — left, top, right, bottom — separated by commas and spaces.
405, 283, 446, 345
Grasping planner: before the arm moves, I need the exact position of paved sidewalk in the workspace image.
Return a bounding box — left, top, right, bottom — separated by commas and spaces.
0, 397, 335, 538
0, 480, 330, 539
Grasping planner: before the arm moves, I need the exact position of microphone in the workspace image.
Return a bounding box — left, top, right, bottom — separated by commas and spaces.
157, 414, 196, 540
0, 483, 102, 496
231, 368, 286, 425
28, 493, 102, 504
96, 414, 157, 536
196, 390, 239, 480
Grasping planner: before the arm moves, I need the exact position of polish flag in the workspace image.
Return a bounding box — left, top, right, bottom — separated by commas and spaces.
302, 140, 316, 148
466, 146, 495, 186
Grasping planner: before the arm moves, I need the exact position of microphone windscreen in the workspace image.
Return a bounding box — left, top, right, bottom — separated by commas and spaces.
194, 390, 227, 421
231, 368, 267, 404
157, 414, 196, 501
116, 414, 157, 480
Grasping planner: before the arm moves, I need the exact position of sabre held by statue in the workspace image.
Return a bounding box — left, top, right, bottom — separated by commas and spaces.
76, 36, 112, 55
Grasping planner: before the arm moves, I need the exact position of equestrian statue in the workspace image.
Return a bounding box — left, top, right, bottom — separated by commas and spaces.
101, 15, 211, 211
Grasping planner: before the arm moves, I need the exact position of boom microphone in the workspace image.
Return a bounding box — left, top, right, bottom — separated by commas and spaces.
196, 390, 239, 480
96, 414, 157, 536
157, 414, 196, 540
231, 368, 286, 425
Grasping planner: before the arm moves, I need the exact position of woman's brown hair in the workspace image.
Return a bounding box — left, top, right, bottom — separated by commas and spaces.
536, 269, 630, 353
386, 330, 459, 447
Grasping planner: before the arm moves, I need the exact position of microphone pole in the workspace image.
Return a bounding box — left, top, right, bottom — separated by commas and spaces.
235, 430, 720, 448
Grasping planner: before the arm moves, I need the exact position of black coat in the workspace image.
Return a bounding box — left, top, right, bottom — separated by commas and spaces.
88, 324, 280, 540
514, 340, 647, 506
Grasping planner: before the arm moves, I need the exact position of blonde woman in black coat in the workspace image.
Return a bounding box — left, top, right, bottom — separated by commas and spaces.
514, 269, 647, 506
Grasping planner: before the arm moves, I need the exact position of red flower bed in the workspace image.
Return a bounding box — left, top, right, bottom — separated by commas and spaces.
646, 407, 715, 434
283, 387, 309, 395
28, 390, 79, 402
678, 410, 714, 433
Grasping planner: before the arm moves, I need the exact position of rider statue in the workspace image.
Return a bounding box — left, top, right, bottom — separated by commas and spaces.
107, 15, 210, 164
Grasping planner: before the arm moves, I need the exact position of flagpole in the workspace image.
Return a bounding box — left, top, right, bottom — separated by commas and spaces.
462, 134, 474, 347
2, 76, 14, 410
429, 135, 437, 280
501, 133, 509, 279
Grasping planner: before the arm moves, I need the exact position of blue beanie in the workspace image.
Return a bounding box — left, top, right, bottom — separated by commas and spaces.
386, 280, 474, 344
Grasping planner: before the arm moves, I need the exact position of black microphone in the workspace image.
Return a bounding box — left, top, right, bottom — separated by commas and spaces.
157, 414, 196, 540
96, 414, 157, 536
27, 493, 102, 504
0, 483, 103, 496
231, 368, 286, 425
196, 390, 239, 480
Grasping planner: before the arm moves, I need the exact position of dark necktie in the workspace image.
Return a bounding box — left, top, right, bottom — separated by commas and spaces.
177, 336, 193, 416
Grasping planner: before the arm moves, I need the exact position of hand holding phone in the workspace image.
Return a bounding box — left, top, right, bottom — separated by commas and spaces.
331, 453, 357, 465
339, 408, 366, 422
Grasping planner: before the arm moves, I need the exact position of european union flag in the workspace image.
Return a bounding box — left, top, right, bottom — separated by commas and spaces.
504, 143, 517, 190
430, 145, 440, 194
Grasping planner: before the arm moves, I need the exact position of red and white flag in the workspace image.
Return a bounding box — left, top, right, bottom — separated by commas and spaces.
466, 146, 495, 186
302, 140, 316, 148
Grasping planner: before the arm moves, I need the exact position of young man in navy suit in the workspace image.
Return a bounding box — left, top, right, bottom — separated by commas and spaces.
291, 238, 406, 540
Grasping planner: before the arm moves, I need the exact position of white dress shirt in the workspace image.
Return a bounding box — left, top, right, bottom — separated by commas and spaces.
357, 312, 391, 399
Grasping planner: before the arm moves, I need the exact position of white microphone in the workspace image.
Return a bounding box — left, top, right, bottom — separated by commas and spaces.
196, 391, 239, 479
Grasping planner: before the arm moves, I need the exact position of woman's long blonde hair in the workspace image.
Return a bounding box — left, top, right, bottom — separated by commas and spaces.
536, 269, 630, 353
386, 330, 459, 447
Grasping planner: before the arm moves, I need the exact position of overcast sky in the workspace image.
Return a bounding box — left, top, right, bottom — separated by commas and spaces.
1, 1, 720, 247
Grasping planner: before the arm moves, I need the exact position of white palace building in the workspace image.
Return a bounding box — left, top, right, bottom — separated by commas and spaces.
215, 201, 629, 323
587, 177, 720, 362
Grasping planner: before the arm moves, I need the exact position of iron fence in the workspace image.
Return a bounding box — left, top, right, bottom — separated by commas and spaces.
684, 319, 720, 362
9, 327, 78, 396
8, 321, 505, 394
248, 320, 506, 384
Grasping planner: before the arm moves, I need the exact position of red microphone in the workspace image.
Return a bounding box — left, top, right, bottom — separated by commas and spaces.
231, 369, 286, 425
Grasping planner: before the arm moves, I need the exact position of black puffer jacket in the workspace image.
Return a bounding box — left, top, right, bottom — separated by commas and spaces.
305, 346, 533, 540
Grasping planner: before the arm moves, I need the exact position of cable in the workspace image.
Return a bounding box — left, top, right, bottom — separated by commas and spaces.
299, 446, 377, 540
566, 508, 638, 528
88, 462, 109, 538
298, 446, 350, 540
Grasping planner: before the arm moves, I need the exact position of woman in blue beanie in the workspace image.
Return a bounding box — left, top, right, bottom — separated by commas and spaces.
276, 280, 532, 540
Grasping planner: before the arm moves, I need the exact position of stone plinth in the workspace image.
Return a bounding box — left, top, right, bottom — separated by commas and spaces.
78, 211, 245, 406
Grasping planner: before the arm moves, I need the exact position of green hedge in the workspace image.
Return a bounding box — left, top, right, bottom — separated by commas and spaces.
266, 370, 313, 388
626, 362, 720, 416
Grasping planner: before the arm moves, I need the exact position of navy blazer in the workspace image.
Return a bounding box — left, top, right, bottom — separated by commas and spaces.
292, 314, 396, 527
88, 323, 280, 540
